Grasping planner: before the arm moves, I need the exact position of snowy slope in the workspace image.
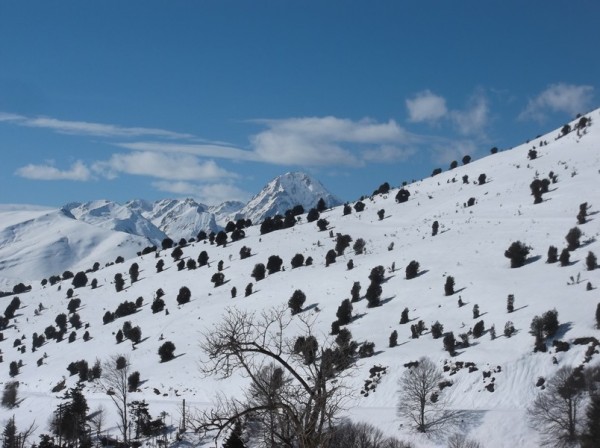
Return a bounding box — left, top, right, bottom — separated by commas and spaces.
1, 111, 600, 447
0, 207, 153, 290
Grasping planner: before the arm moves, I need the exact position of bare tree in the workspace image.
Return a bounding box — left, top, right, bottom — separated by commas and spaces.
192, 306, 351, 448
447, 433, 482, 448
528, 366, 585, 447
397, 357, 461, 433
326, 420, 411, 447
99, 354, 130, 444
89, 405, 106, 441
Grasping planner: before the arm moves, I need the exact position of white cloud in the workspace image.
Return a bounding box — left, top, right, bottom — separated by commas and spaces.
0, 112, 192, 139
92, 152, 235, 181
152, 181, 251, 205
250, 117, 412, 167
519, 83, 594, 121
450, 93, 489, 136
406, 90, 448, 123
116, 141, 258, 161
15, 160, 92, 181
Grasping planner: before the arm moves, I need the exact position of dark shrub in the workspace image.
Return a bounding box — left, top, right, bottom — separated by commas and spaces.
431, 321, 443, 339
331, 321, 340, 335
462, 175, 469, 184
114, 274, 125, 292
336, 299, 353, 325
566, 227, 582, 251
343, 204, 352, 215
358, 342, 375, 358
432, 221, 439, 236
245, 283, 253, 297
389, 330, 398, 347
335, 234, 352, 256
251, 263, 266, 281
62, 270, 74, 280
365, 282, 382, 308
399, 308, 409, 324
377, 209, 385, 220
103, 311, 115, 325
473, 320, 485, 338
504, 241, 530, 268
395, 188, 410, 203
528, 149, 537, 160
577, 202, 588, 224
215, 231, 228, 247
317, 198, 327, 212
72, 271, 88, 288
291, 253, 304, 268
151, 298, 165, 314
305, 256, 313, 266
347, 259, 354, 270
116, 355, 127, 370
542, 309, 559, 338
176, 260, 185, 271
115, 301, 137, 318
353, 238, 366, 255
186, 259, 197, 270
211, 272, 225, 287
587, 252, 598, 271
472, 304, 480, 319
478, 173, 486, 185
491, 147, 498, 154
129, 326, 142, 344
317, 219, 329, 231
306, 208, 320, 223
266, 255, 283, 274
198, 250, 209, 266
288, 290, 306, 315
128, 371, 140, 392
156, 259, 164, 273
177, 286, 191, 304
354, 201, 365, 212
351, 282, 361, 302
431, 168, 442, 176
129, 263, 139, 283
504, 321, 515, 338
239, 246, 251, 260
547, 245, 558, 263
9, 361, 19, 377
369, 265, 385, 285
158, 342, 176, 362
67, 298, 81, 314
530, 179, 543, 204
405, 260, 420, 279
443, 332, 456, 355
325, 250, 337, 267
559, 248, 571, 266
230, 286, 237, 298
449, 160, 458, 169
462, 155, 471, 165
161, 238, 174, 250
171, 246, 183, 261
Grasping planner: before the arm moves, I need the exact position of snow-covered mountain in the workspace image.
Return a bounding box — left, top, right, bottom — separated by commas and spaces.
237, 171, 343, 224
64, 200, 168, 245
1, 111, 600, 448
0, 205, 153, 290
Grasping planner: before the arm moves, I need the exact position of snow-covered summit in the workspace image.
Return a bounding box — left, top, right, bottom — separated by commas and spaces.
238, 171, 343, 223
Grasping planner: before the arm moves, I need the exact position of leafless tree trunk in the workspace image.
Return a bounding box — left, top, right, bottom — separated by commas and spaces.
397, 357, 462, 434
99, 354, 130, 445
192, 306, 351, 448
528, 366, 585, 447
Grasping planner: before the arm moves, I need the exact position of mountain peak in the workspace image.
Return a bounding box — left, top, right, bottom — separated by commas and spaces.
238, 171, 342, 223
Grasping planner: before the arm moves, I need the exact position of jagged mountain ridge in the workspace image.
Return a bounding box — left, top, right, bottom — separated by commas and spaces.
0, 172, 340, 288
1, 110, 599, 447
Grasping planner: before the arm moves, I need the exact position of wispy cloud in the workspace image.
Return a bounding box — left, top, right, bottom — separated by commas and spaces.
91, 152, 236, 181
450, 92, 489, 136
15, 160, 92, 181
406, 90, 448, 123
116, 141, 258, 161
519, 83, 594, 122
0, 112, 193, 139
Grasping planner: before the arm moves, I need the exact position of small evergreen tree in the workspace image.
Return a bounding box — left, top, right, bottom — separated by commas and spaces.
432, 220, 439, 236
365, 282, 382, 308
336, 299, 353, 325
266, 255, 283, 274
473, 304, 480, 319
351, 281, 361, 302
559, 248, 571, 266
353, 238, 366, 255
405, 260, 420, 279
431, 321, 443, 339
306, 208, 320, 222
187, 259, 197, 270
504, 241, 530, 268
245, 283, 253, 297
156, 259, 164, 273
288, 290, 306, 315
291, 253, 304, 268
231, 287, 237, 298
473, 320, 485, 338
72, 271, 88, 288
478, 173, 486, 185
343, 204, 352, 215
443, 332, 456, 355
176, 286, 191, 305
251, 263, 266, 281
128, 371, 140, 392
566, 227, 582, 251
400, 308, 409, 324
335, 234, 352, 256
444, 276, 455, 296
377, 209, 385, 220
158, 341, 176, 362
389, 330, 398, 347
316, 218, 329, 231
171, 246, 183, 261
325, 249, 337, 267
504, 321, 515, 338
151, 297, 165, 314
586, 251, 597, 271
316, 198, 327, 212
215, 230, 228, 247
489, 325, 496, 339
114, 273, 125, 292
354, 201, 365, 212
507, 294, 515, 313
129, 263, 139, 283
547, 245, 558, 263
211, 272, 225, 287
198, 251, 209, 266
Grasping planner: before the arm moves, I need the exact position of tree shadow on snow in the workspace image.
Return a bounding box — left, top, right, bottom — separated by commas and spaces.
380, 295, 396, 305
525, 255, 542, 265
352, 312, 367, 322
301, 303, 319, 313
415, 269, 429, 278
551, 322, 573, 340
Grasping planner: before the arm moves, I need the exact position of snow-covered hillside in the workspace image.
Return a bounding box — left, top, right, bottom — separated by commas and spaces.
1, 111, 600, 447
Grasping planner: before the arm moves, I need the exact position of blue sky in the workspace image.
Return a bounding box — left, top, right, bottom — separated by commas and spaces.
1, 1, 598, 207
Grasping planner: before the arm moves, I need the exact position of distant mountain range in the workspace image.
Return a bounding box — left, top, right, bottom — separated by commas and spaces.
0, 172, 341, 288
